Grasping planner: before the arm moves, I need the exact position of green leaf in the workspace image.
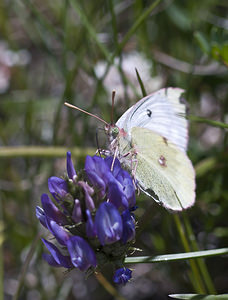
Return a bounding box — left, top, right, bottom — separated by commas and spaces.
188, 115, 228, 129
125, 248, 228, 264
70, 0, 111, 62
135, 68, 147, 97
166, 4, 191, 31
220, 43, 228, 64
169, 294, 228, 300
194, 32, 210, 55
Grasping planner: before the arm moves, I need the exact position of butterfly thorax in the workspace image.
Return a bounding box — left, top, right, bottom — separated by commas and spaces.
106, 125, 137, 171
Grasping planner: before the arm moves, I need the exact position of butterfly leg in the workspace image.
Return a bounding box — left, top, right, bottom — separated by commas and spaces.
110, 146, 119, 171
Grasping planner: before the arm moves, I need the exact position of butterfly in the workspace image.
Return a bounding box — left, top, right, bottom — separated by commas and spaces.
107, 87, 195, 211
65, 87, 195, 211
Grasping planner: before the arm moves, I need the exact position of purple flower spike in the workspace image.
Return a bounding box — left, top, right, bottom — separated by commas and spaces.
42, 238, 73, 268
36, 206, 47, 228
95, 202, 123, 246
121, 210, 135, 244
41, 193, 68, 225
48, 177, 68, 201
85, 155, 113, 197
86, 210, 96, 238
66, 236, 97, 271
72, 199, 82, 223
67, 152, 77, 181
45, 218, 69, 246
113, 268, 132, 285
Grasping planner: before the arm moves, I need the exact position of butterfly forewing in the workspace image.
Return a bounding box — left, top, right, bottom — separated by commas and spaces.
116, 88, 188, 153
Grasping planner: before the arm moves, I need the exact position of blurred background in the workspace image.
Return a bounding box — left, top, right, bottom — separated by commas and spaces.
0, 0, 228, 299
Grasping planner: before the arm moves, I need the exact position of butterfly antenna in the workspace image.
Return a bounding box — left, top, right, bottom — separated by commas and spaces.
64, 102, 109, 126
111, 90, 116, 125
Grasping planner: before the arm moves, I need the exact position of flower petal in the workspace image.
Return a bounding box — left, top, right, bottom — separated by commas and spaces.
42, 238, 73, 268
45, 218, 69, 246
105, 156, 122, 178
78, 181, 95, 211
116, 170, 136, 208
95, 202, 123, 245
121, 210, 135, 244
66, 151, 77, 181
108, 180, 128, 209
85, 156, 114, 196
86, 210, 96, 238
113, 268, 132, 285
36, 206, 47, 228
48, 176, 68, 201
66, 236, 97, 271
41, 193, 68, 225
72, 199, 82, 223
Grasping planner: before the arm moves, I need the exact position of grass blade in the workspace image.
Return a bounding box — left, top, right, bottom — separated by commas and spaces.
124, 247, 228, 264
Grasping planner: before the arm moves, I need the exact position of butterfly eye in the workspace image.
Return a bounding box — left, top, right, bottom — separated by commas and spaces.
111, 127, 119, 138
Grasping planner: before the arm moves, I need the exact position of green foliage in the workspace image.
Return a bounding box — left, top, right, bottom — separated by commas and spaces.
0, 0, 228, 299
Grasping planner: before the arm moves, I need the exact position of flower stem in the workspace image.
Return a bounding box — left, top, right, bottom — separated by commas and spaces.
95, 272, 126, 300
173, 214, 206, 293
182, 212, 217, 294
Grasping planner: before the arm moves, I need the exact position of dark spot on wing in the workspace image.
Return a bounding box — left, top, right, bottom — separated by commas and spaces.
129, 95, 151, 121
162, 137, 168, 145
147, 109, 152, 117
158, 155, 167, 167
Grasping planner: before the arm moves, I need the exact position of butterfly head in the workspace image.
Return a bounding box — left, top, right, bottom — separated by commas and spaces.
105, 124, 119, 141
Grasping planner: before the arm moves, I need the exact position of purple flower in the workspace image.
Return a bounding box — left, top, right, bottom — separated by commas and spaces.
66, 236, 97, 271
105, 157, 136, 209
113, 268, 132, 285
42, 239, 73, 268
41, 193, 68, 225
121, 210, 135, 244
116, 170, 136, 208
78, 181, 95, 211
105, 156, 122, 178
48, 176, 68, 201
67, 151, 77, 181
95, 202, 123, 245
36, 206, 47, 228
72, 199, 82, 223
85, 155, 113, 197
86, 210, 96, 238
107, 180, 129, 209
37, 153, 137, 284
45, 218, 70, 246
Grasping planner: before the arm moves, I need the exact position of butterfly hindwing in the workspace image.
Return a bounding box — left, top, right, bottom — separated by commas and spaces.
120, 127, 195, 211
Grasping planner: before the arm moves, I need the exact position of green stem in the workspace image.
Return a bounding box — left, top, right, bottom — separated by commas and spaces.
0, 146, 95, 158
13, 233, 41, 300
173, 214, 206, 294
0, 197, 3, 300
182, 213, 216, 294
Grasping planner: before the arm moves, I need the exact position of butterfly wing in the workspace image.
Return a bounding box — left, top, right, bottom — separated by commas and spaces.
116, 87, 188, 152
122, 127, 195, 211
